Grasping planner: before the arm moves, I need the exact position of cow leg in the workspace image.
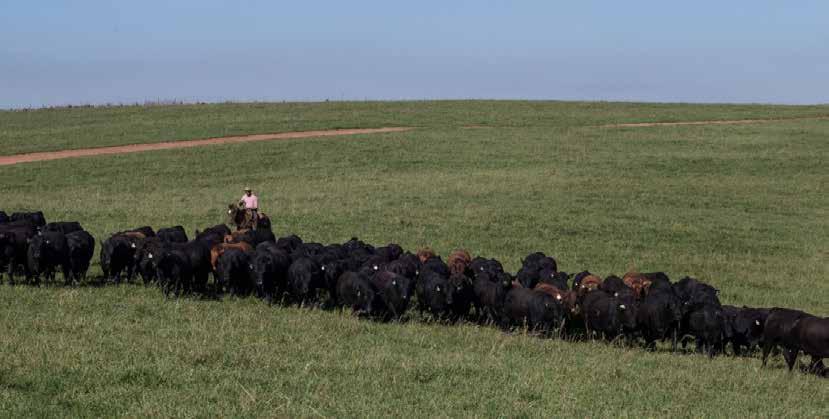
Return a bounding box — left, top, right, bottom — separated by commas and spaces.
708, 340, 718, 358
807, 356, 824, 374
62, 263, 72, 286
6, 262, 14, 286
644, 337, 656, 351
784, 348, 799, 371
695, 338, 705, 354
671, 329, 678, 353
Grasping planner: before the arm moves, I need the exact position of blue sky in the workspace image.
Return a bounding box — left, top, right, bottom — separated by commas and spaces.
1, 1, 827, 108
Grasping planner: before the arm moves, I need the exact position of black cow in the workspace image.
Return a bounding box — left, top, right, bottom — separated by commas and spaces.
642, 272, 671, 284
582, 289, 638, 342
472, 271, 513, 324
676, 277, 722, 352
385, 258, 418, 280
252, 243, 291, 304
320, 259, 347, 307
539, 269, 569, 290
371, 271, 413, 320
470, 257, 505, 280
195, 224, 231, 244
447, 273, 474, 321
522, 252, 557, 271
644, 275, 673, 296
157, 226, 188, 243
674, 276, 720, 306
503, 286, 565, 336
684, 303, 726, 357
416, 270, 450, 320
342, 237, 372, 255
762, 308, 810, 370
156, 249, 193, 297
571, 271, 593, 291
335, 271, 377, 315
375, 243, 403, 262
0, 223, 37, 284
0, 211, 8, 224
216, 248, 253, 296
599, 275, 627, 295
100, 234, 136, 283
43, 221, 83, 235
287, 257, 323, 306
168, 240, 212, 294
421, 256, 450, 278
637, 286, 682, 351
687, 283, 721, 308
791, 315, 829, 374
275, 234, 304, 254
10, 211, 46, 227
360, 255, 387, 276
722, 305, 770, 356
133, 237, 166, 284
26, 231, 71, 285
516, 252, 557, 289
65, 230, 95, 284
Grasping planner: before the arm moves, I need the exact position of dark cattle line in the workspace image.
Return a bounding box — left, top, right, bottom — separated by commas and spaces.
1, 210, 826, 379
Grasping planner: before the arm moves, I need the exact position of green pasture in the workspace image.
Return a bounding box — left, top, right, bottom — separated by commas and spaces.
0, 101, 827, 417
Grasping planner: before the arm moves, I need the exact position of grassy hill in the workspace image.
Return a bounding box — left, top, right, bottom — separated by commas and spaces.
1, 101, 827, 416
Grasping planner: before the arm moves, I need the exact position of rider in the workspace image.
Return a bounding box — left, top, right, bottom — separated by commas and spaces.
239, 187, 259, 219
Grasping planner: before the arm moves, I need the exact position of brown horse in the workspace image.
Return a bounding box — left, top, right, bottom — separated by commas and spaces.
226, 203, 270, 231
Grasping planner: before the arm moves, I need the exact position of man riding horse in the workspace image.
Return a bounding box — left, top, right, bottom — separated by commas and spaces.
240, 187, 259, 218
227, 187, 269, 230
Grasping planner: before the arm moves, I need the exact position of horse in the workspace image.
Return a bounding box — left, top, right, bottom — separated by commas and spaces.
226, 203, 270, 231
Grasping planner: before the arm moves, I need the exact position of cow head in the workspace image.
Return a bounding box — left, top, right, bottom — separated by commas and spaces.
352, 279, 376, 314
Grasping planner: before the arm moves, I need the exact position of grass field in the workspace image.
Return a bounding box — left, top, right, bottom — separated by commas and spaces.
3, 100, 829, 154
1, 101, 827, 417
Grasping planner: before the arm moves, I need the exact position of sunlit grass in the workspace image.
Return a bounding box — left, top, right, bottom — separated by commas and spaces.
0, 102, 827, 416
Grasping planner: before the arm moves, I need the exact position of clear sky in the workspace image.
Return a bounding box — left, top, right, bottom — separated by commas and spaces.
1, 1, 827, 108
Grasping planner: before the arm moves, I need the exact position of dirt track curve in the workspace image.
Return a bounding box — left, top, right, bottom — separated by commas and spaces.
0, 127, 411, 166
3, 115, 828, 166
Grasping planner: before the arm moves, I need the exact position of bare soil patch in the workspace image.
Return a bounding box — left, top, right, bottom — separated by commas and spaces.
0, 127, 411, 166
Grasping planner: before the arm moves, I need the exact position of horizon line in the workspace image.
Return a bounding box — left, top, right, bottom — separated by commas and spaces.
3, 97, 829, 112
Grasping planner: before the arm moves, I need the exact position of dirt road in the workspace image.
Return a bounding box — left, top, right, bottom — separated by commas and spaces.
0, 127, 411, 166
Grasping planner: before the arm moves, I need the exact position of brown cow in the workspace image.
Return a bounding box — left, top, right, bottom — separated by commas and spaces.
447, 249, 472, 276
577, 274, 602, 297
224, 229, 251, 243
534, 283, 579, 315
622, 271, 650, 299
210, 242, 253, 271
417, 247, 436, 264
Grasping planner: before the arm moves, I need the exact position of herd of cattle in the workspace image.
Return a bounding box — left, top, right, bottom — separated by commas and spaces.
1, 209, 827, 377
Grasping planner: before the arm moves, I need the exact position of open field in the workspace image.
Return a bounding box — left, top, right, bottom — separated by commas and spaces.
3, 100, 829, 155
1, 101, 827, 416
